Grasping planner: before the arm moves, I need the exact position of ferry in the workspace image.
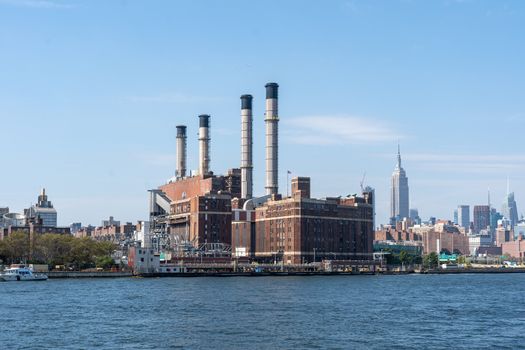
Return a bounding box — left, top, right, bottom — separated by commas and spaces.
0, 266, 48, 282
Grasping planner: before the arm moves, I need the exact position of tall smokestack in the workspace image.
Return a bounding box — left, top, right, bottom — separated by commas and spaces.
175, 125, 187, 179
240, 94, 253, 199
198, 114, 211, 176
265, 83, 279, 196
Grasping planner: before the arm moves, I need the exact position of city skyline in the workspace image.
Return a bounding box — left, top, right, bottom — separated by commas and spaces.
1, 0, 524, 226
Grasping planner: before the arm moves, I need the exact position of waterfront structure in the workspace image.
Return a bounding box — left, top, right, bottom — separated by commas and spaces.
473, 205, 490, 234
390, 145, 409, 224
457, 205, 470, 232
25, 188, 57, 227
148, 82, 375, 265
254, 177, 374, 264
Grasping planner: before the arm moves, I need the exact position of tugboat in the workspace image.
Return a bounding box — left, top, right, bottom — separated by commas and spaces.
0, 266, 48, 281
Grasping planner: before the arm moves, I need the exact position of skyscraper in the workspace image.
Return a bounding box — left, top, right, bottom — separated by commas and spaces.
457, 205, 470, 232
390, 145, 409, 223
473, 205, 490, 234
501, 180, 518, 228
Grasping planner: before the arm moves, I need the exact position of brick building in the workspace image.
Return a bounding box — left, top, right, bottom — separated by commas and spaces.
501, 235, 525, 261
253, 177, 374, 264
157, 172, 239, 248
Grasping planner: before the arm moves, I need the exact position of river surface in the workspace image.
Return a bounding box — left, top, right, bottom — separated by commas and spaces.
1, 274, 524, 349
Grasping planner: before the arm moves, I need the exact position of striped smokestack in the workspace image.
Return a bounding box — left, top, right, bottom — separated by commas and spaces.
198, 114, 211, 176
175, 125, 187, 179
240, 94, 253, 199
265, 82, 279, 196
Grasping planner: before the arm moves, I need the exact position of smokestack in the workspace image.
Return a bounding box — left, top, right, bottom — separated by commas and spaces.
265, 82, 279, 195
198, 114, 211, 176
240, 94, 253, 199
175, 125, 187, 179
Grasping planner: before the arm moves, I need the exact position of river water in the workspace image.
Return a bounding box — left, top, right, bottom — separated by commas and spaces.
1, 274, 524, 349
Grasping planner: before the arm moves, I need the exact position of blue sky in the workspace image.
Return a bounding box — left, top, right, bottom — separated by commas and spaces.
1, 0, 524, 226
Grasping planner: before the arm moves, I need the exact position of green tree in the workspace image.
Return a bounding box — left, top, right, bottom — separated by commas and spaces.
423, 252, 439, 270
2, 231, 30, 264
28, 234, 116, 270
399, 251, 410, 266
95, 255, 114, 270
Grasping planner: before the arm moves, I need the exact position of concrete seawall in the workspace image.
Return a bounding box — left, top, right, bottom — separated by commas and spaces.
48, 271, 132, 279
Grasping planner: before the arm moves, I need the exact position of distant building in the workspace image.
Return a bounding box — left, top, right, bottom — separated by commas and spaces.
457, 205, 470, 232
70, 222, 82, 235
489, 208, 502, 233
468, 234, 493, 256
102, 216, 120, 227
364, 186, 376, 230
501, 235, 525, 261
473, 205, 490, 234
502, 191, 519, 228
411, 223, 470, 255
25, 188, 57, 227
514, 221, 525, 240
390, 145, 409, 224
453, 209, 458, 225
409, 208, 421, 225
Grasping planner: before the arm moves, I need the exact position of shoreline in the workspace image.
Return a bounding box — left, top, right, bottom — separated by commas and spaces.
42, 268, 525, 279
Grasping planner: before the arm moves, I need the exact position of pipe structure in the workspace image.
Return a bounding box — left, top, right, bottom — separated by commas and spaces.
175, 125, 187, 179
265, 83, 279, 196
240, 94, 253, 199
198, 114, 211, 176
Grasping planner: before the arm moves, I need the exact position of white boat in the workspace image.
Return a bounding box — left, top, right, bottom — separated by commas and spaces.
0, 266, 48, 281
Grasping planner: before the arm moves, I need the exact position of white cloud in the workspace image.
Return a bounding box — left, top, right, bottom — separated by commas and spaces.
127, 92, 223, 104
0, 0, 74, 9
283, 115, 401, 145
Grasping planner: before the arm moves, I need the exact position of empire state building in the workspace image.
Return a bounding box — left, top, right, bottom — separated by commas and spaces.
391, 146, 409, 223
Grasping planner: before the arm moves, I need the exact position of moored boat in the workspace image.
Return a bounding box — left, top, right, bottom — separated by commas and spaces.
0, 266, 48, 281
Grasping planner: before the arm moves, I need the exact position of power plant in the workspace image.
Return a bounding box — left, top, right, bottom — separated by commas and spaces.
148, 82, 374, 265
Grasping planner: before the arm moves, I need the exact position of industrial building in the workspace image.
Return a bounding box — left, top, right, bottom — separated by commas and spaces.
148, 82, 375, 265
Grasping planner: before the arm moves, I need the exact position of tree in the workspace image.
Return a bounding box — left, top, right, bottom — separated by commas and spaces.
399, 251, 411, 266
423, 252, 439, 270
1, 231, 31, 264
95, 255, 114, 270
24, 234, 116, 270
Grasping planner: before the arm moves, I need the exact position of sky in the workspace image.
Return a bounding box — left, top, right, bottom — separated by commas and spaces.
0, 0, 524, 227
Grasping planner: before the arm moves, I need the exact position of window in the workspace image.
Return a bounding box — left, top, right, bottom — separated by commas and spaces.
140, 258, 144, 262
